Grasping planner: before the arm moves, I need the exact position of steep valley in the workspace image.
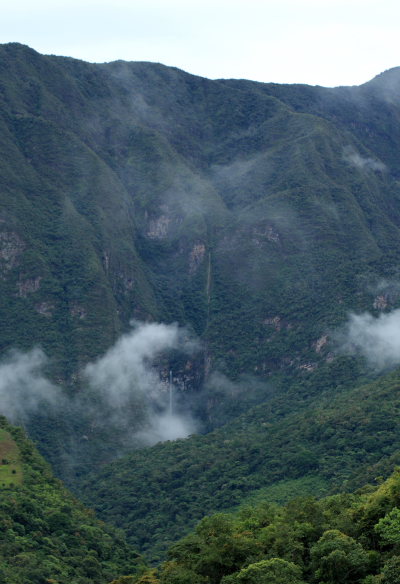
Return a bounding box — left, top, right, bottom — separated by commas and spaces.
2, 43, 400, 574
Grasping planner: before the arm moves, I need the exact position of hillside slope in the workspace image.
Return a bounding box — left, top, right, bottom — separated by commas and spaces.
81, 367, 400, 560
2, 44, 400, 532
2, 44, 400, 384
138, 468, 400, 584
0, 416, 143, 583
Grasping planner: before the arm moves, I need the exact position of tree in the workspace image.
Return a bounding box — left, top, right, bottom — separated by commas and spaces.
310, 529, 369, 584
109, 576, 140, 584
220, 558, 305, 584
382, 555, 400, 583
159, 561, 204, 584
135, 569, 160, 584
169, 513, 258, 583
375, 508, 400, 546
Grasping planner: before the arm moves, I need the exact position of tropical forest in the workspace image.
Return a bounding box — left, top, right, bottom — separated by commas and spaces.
2, 42, 400, 583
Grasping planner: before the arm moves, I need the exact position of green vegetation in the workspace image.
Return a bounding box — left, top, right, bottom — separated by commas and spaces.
81, 367, 400, 561
5, 407, 400, 584
122, 469, 400, 584
0, 417, 143, 583
1, 45, 400, 477
4, 44, 400, 579
1, 44, 400, 387
0, 428, 23, 487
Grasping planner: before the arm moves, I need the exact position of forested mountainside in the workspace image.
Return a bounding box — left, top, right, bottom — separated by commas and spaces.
82, 367, 400, 561
2, 43, 400, 385
3, 42, 400, 575
4, 409, 400, 584
132, 469, 400, 584
0, 416, 143, 583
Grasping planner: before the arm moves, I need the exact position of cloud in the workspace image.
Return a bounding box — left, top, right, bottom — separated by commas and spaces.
0, 348, 63, 423
191, 370, 274, 430
83, 321, 199, 443
0, 322, 198, 450
136, 411, 196, 444
343, 146, 386, 172
84, 321, 180, 407
340, 309, 400, 370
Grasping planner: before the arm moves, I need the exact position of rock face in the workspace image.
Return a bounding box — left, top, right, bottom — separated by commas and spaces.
189, 243, 206, 274
373, 294, 389, 310
17, 275, 41, 297
146, 214, 172, 240
0, 232, 25, 275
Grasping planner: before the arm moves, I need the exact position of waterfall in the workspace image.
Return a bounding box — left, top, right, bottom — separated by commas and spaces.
169, 370, 173, 416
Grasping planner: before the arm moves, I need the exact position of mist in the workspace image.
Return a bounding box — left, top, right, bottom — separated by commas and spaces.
0, 348, 63, 423
136, 411, 195, 445
192, 370, 274, 431
83, 321, 198, 443
343, 145, 386, 172
340, 309, 400, 370
0, 322, 198, 453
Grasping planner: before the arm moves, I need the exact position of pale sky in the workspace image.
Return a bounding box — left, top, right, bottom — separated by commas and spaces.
1, 0, 400, 87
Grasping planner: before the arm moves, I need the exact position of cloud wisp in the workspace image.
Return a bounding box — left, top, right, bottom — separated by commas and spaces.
0, 348, 64, 423
0, 322, 198, 448
340, 309, 400, 370
83, 321, 198, 443
343, 146, 386, 173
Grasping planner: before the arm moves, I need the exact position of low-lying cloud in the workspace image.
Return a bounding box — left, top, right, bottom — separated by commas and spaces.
344, 146, 386, 173
0, 322, 198, 448
84, 322, 181, 409
83, 321, 198, 442
0, 348, 63, 423
136, 411, 195, 445
341, 309, 400, 370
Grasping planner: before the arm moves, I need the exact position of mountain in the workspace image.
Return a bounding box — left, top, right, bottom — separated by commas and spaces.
81, 367, 400, 560
0, 416, 143, 583
2, 43, 400, 565
2, 44, 400, 385
137, 468, 400, 584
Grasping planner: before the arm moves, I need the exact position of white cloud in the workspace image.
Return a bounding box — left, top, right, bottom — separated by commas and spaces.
83, 321, 198, 443
0, 322, 198, 447
84, 322, 180, 406
344, 146, 386, 172
341, 310, 400, 370
0, 348, 62, 422
136, 411, 195, 444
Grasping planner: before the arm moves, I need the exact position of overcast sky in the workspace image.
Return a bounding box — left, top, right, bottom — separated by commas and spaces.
1, 0, 400, 87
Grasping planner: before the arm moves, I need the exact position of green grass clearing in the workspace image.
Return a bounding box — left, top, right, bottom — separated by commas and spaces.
0, 428, 23, 487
